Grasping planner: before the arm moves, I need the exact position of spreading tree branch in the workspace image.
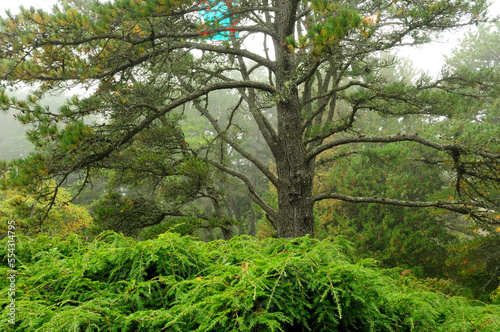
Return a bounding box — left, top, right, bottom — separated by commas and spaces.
314, 192, 485, 218
203, 158, 277, 221
307, 133, 500, 161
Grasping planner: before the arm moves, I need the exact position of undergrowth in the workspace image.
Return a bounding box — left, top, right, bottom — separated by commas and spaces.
1, 231, 499, 331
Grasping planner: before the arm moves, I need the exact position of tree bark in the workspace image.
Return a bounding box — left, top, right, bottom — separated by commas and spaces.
273, 0, 315, 238
275, 146, 316, 238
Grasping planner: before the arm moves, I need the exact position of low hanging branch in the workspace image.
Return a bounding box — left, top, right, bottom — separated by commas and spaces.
312, 132, 499, 225
314, 192, 481, 211
307, 133, 500, 161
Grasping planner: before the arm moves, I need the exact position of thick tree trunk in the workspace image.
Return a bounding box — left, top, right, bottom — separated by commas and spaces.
275, 142, 316, 238
275, 84, 316, 238
273, 0, 316, 238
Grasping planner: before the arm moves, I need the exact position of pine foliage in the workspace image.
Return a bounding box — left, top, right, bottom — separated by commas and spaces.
1, 232, 499, 331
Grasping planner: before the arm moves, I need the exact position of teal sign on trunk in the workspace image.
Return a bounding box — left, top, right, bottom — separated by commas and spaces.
199, 0, 239, 40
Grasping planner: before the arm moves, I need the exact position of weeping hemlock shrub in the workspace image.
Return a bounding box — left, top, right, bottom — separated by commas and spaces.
1, 232, 499, 331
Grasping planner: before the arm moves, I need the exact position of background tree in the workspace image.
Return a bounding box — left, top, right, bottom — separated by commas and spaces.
315, 143, 455, 275
306, 20, 500, 295
0, 0, 498, 239
437, 21, 500, 300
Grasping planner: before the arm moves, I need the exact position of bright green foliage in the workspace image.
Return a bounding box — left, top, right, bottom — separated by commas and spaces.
0, 183, 92, 237
1, 232, 499, 331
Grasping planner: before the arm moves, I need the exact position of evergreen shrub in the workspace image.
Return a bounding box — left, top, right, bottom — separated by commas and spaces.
1, 232, 499, 331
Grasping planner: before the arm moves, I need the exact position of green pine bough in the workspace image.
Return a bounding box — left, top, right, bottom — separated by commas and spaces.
1, 232, 499, 331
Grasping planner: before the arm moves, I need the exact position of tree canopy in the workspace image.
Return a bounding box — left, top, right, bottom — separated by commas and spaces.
0, 0, 499, 238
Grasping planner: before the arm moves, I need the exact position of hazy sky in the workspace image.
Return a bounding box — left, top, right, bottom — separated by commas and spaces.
1, 0, 499, 77
1, 0, 56, 13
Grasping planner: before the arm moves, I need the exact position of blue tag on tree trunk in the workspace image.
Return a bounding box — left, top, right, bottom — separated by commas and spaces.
199, 0, 239, 40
